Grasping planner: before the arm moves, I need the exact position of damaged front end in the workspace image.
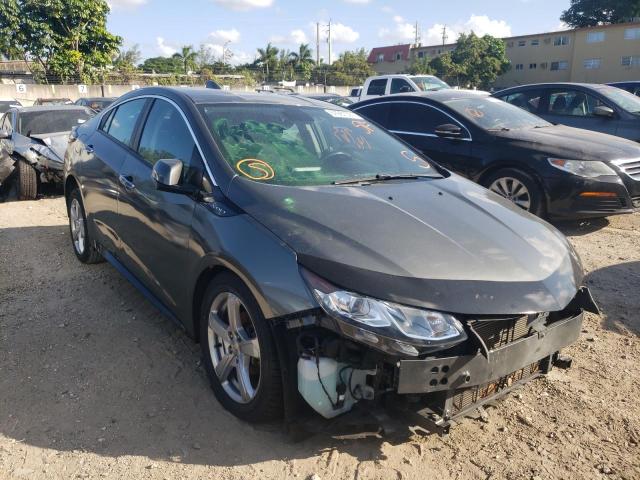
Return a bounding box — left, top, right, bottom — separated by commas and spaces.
16, 137, 66, 185
274, 270, 598, 436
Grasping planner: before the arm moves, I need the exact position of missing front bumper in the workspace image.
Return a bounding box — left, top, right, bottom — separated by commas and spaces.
396, 312, 583, 394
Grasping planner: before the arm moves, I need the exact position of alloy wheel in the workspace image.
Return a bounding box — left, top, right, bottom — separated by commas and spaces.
489, 177, 532, 211
207, 292, 261, 404
69, 198, 86, 255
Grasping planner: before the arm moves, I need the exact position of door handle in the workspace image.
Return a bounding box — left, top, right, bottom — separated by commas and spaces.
119, 174, 136, 191
85, 144, 94, 154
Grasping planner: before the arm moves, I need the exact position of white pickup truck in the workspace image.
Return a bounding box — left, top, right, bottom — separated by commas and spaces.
358, 74, 450, 101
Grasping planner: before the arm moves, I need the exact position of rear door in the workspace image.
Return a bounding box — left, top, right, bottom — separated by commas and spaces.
116, 97, 205, 312
80, 98, 149, 253
541, 87, 617, 135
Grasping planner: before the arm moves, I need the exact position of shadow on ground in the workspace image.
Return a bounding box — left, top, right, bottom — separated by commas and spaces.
585, 261, 640, 336
0, 224, 414, 468
552, 217, 610, 237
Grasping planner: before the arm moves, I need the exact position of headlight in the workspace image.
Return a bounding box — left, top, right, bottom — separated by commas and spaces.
300, 267, 467, 355
548, 158, 616, 177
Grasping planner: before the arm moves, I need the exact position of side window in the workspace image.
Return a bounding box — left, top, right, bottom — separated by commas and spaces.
547, 89, 605, 117
390, 78, 414, 94
500, 91, 543, 113
367, 79, 387, 96
137, 99, 201, 182
355, 104, 391, 127
388, 103, 459, 136
104, 98, 147, 147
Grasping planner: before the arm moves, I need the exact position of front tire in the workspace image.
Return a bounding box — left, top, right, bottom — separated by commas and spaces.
67, 188, 103, 264
200, 273, 283, 422
17, 160, 37, 200
483, 168, 545, 218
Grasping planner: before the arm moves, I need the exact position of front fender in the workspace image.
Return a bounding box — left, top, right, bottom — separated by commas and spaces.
189, 204, 317, 322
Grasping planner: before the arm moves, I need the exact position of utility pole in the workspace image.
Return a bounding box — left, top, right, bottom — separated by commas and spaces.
441, 25, 448, 46
316, 22, 320, 65
414, 21, 420, 46
327, 19, 332, 66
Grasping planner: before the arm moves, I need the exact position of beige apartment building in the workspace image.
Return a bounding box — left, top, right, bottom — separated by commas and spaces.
369, 21, 640, 88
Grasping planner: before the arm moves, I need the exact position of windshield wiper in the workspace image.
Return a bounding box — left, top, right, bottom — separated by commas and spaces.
332, 173, 440, 185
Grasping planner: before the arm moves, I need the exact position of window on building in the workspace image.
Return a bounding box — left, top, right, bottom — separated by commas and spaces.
550, 61, 569, 71
529, 63, 537, 69
583, 58, 601, 69
417, 51, 424, 59
531, 39, 540, 46
624, 28, 640, 40
586, 31, 605, 43
376, 53, 384, 63
506, 41, 514, 48
554, 35, 570, 46
518, 40, 526, 46
515, 63, 524, 71
395, 52, 402, 61
621, 56, 640, 67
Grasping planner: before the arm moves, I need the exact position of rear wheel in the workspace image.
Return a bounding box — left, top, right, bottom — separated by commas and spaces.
483, 168, 545, 217
200, 273, 283, 422
17, 160, 37, 200
67, 188, 103, 264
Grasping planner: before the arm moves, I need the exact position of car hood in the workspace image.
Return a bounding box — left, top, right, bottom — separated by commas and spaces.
227, 174, 583, 315
27, 132, 69, 163
493, 125, 640, 161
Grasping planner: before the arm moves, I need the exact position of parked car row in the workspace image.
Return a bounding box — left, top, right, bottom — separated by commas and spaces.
63, 86, 599, 434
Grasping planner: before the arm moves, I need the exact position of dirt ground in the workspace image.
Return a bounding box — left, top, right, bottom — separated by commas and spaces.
0, 196, 638, 480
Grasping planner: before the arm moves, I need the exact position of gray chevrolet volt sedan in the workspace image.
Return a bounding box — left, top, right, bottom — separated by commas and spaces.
64, 87, 598, 432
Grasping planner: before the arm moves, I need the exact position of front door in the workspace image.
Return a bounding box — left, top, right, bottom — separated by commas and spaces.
386, 102, 475, 176
116, 98, 204, 313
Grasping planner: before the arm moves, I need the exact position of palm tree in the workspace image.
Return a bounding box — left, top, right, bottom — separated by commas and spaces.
173, 45, 197, 74
288, 43, 314, 68
256, 42, 279, 79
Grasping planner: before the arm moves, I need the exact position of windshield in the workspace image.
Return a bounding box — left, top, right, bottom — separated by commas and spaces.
596, 85, 640, 114
18, 110, 91, 135
412, 76, 450, 91
200, 104, 440, 186
445, 96, 552, 130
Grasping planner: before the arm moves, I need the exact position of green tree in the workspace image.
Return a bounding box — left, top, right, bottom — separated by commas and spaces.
256, 42, 279, 80
140, 56, 183, 74
0, 0, 121, 83
431, 33, 509, 89
325, 48, 375, 86
561, 0, 640, 28
173, 45, 197, 74
409, 57, 435, 75
288, 43, 315, 81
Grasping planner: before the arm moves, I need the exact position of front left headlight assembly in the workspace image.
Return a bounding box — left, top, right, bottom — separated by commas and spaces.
548, 158, 617, 178
300, 267, 467, 356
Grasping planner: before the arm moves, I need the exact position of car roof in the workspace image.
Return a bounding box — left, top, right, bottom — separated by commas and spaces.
121, 86, 337, 108
15, 105, 92, 113
78, 97, 116, 101
496, 82, 614, 93
354, 89, 489, 105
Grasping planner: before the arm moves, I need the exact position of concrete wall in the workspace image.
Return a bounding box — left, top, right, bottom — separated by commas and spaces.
0, 83, 354, 105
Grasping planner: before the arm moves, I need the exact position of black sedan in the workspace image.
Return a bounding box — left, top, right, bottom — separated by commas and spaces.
493, 83, 640, 142
64, 87, 596, 430
350, 91, 640, 219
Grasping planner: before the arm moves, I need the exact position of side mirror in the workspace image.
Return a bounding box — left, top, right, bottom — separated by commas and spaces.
0, 129, 11, 140
435, 123, 463, 139
152, 158, 183, 190
593, 105, 615, 118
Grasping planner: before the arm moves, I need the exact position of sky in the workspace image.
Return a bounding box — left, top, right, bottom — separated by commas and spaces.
107, 0, 571, 64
